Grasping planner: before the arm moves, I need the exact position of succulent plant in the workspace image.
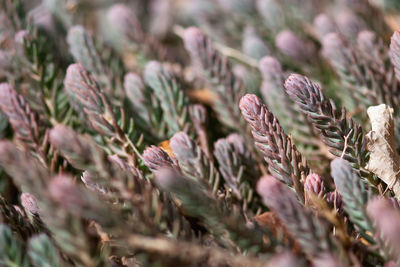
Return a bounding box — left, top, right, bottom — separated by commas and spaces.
0, 1, 400, 266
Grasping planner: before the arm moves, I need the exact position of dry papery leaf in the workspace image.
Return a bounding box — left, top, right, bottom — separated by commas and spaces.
365, 104, 400, 197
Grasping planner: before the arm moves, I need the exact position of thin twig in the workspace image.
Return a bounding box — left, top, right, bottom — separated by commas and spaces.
341, 129, 353, 159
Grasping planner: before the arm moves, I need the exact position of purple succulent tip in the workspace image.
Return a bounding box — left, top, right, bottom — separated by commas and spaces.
48, 175, 76, 203
170, 131, 191, 152
275, 30, 296, 52
336, 11, 366, 39
239, 94, 262, 114
256, 175, 281, 201
65, 63, 89, 87
284, 73, 310, 96
357, 30, 378, 56
66, 63, 84, 75
226, 133, 244, 144
107, 4, 131, 19
124, 72, 143, 87
304, 173, 325, 197
142, 145, 174, 171
357, 30, 376, 45
144, 61, 162, 78
107, 4, 136, 32
49, 125, 73, 148
321, 33, 344, 58
322, 32, 341, 45
313, 14, 336, 38
257, 175, 300, 211
20, 193, 39, 214
258, 56, 282, 79
182, 27, 204, 53
390, 31, 400, 80
284, 73, 306, 84
275, 30, 314, 61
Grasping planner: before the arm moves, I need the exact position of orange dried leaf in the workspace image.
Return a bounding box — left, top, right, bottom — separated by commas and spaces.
158, 140, 175, 159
